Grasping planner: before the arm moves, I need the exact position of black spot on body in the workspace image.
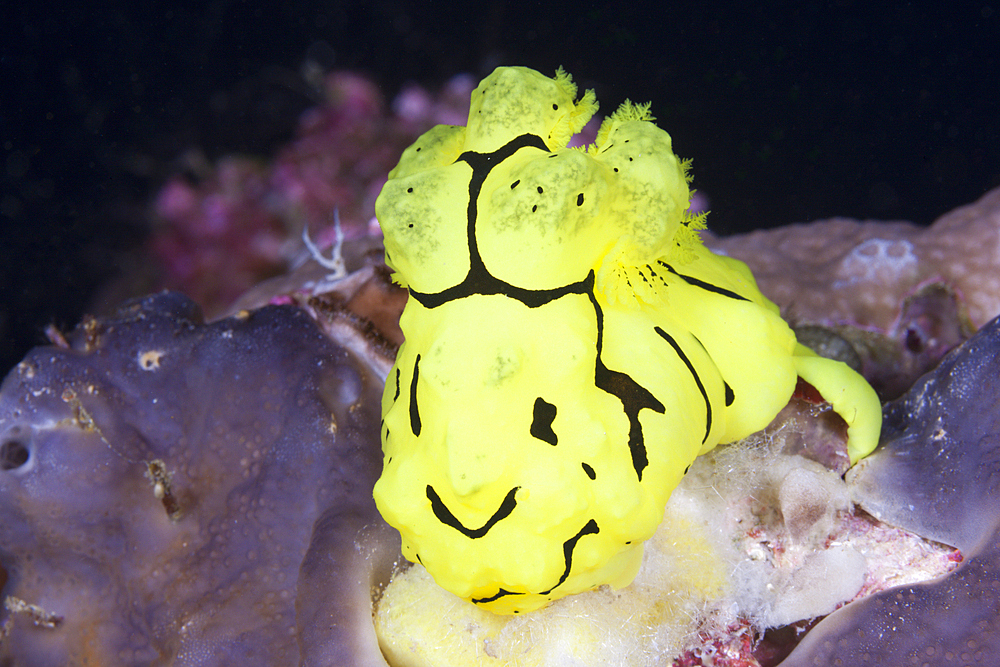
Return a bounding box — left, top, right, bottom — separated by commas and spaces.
577, 193, 584, 206
537, 186, 544, 193
725, 382, 735, 406
581, 462, 596, 479
511, 180, 520, 189
530, 398, 558, 445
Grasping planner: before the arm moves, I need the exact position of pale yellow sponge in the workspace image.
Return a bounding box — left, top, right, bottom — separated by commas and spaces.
375, 504, 727, 666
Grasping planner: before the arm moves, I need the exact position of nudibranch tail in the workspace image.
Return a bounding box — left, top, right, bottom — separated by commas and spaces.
792, 343, 881, 464
373, 65, 882, 614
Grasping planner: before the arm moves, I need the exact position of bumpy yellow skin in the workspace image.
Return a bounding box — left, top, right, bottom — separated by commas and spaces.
373, 66, 881, 614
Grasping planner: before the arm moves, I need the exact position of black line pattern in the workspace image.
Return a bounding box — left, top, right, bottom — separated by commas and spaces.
540, 519, 600, 594
409, 355, 422, 437
389, 133, 759, 604
427, 485, 519, 539
472, 587, 520, 605
471, 519, 601, 604
657, 260, 751, 302
654, 326, 712, 445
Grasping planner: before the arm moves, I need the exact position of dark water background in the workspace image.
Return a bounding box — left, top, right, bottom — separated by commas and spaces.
2, 0, 998, 375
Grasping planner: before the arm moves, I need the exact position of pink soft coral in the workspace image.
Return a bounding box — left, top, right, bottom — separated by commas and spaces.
149, 71, 474, 315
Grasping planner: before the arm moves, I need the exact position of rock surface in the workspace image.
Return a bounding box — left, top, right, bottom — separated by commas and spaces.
708, 186, 1000, 332
0, 292, 396, 666
781, 313, 1000, 665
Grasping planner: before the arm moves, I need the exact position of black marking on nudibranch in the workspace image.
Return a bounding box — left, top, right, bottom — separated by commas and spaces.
472, 588, 521, 605
725, 382, 735, 406
658, 261, 751, 302
409, 355, 422, 437
655, 326, 712, 445
595, 358, 663, 480
540, 519, 600, 594
402, 133, 672, 485
393, 367, 401, 401
427, 485, 519, 539
589, 290, 665, 480
530, 397, 558, 445
582, 462, 596, 479
469, 519, 601, 604
407, 134, 595, 311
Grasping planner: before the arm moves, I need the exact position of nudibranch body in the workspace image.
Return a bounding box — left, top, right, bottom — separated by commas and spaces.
373, 66, 881, 614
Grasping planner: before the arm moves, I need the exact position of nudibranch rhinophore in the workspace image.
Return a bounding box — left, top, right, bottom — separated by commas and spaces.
373, 66, 881, 614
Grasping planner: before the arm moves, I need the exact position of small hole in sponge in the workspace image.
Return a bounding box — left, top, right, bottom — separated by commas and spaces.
904, 326, 926, 353
1, 439, 30, 470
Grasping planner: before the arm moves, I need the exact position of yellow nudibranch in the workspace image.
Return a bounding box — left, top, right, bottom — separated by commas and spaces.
373, 66, 881, 614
